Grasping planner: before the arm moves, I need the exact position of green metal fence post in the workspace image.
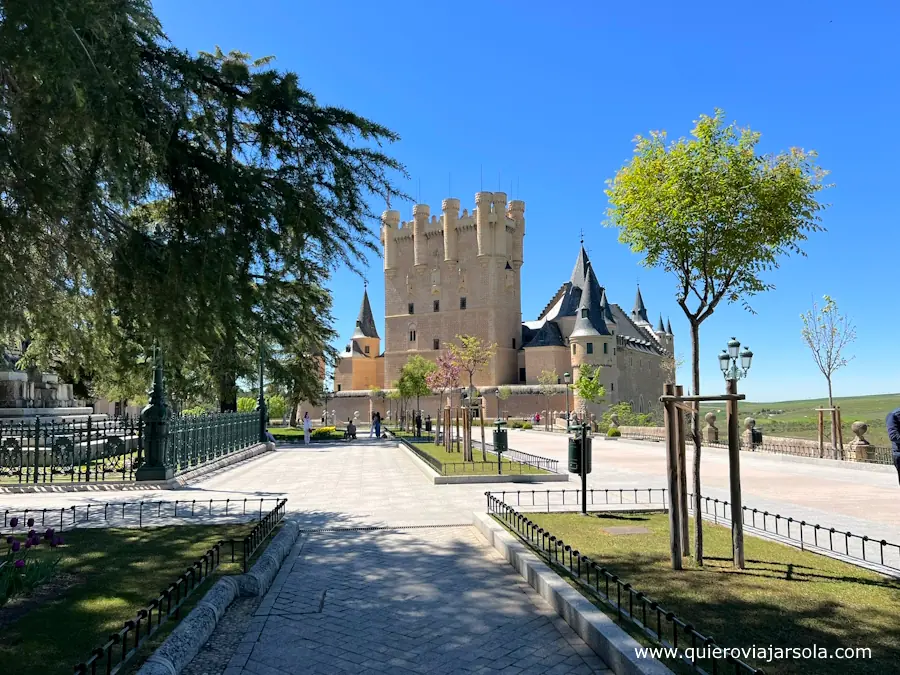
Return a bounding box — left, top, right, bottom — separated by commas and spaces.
136, 347, 175, 481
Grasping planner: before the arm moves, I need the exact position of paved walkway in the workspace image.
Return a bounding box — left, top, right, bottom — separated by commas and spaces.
207, 526, 608, 674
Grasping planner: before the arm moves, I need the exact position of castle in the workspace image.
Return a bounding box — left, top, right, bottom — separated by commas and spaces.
330, 192, 675, 419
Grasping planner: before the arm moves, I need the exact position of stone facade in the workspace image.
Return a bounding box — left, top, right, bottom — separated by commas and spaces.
330, 192, 675, 420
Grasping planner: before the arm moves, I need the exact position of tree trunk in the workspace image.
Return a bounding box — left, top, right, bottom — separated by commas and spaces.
827, 377, 838, 457
690, 320, 703, 565
289, 398, 298, 427
218, 372, 238, 413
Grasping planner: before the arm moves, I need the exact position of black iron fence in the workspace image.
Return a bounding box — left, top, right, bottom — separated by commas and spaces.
0, 416, 142, 484
2, 497, 285, 533
397, 436, 551, 475
487, 488, 900, 575
477, 440, 560, 473
73, 498, 288, 674
0, 411, 262, 484
487, 494, 760, 674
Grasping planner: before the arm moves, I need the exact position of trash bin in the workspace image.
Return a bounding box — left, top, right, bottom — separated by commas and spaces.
751, 428, 763, 445
568, 435, 592, 474
493, 426, 508, 454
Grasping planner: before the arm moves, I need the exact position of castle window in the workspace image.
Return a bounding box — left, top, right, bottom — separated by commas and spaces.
337, 384, 342, 392
433, 338, 440, 350
587, 343, 594, 354
408, 302, 414, 315
581, 308, 588, 318
409, 329, 417, 342
364, 345, 370, 354
603, 343, 608, 354
433, 299, 440, 312
519, 367, 526, 382
460, 297, 467, 310
512, 338, 516, 349
611, 382, 614, 391
572, 344, 576, 355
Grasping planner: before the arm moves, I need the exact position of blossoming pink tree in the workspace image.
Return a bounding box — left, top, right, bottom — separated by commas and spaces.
425, 351, 460, 452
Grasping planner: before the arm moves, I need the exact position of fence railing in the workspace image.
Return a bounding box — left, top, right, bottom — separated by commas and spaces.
74, 540, 224, 675
618, 428, 894, 466
397, 436, 550, 475
2, 497, 286, 533
0, 411, 262, 484
486, 488, 900, 575
167, 411, 258, 473
477, 441, 560, 473
73, 498, 288, 674
486, 494, 760, 675
0, 416, 142, 484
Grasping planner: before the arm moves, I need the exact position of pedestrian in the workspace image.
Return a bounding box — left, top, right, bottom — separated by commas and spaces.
374, 411, 382, 438
425, 414, 432, 433
415, 411, 423, 438
887, 407, 900, 486
369, 410, 377, 438
303, 411, 312, 446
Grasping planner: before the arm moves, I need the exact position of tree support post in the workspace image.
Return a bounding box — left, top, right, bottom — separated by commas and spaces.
675, 385, 690, 555
726, 378, 745, 569
663, 383, 683, 569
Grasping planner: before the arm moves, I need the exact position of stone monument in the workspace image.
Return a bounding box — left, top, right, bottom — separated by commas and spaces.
848, 421, 871, 462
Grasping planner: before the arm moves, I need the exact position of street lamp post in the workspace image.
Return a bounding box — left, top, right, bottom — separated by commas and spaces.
717, 337, 754, 569
256, 335, 268, 443
563, 372, 571, 430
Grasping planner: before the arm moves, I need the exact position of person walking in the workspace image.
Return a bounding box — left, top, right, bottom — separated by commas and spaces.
369, 410, 377, 438
374, 411, 382, 438
415, 411, 423, 438
888, 407, 900, 486
303, 411, 312, 446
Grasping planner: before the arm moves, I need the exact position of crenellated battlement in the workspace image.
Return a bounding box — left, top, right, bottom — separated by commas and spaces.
382, 192, 525, 271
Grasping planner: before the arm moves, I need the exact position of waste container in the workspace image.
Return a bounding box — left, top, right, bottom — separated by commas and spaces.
493, 422, 508, 453
567, 435, 592, 474
751, 428, 763, 445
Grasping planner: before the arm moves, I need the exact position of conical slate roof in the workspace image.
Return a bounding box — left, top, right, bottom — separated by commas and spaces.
631, 286, 649, 324
351, 289, 379, 340
666, 318, 673, 335
523, 321, 565, 348
558, 245, 591, 317
570, 263, 610, 338
599, 288, 615, 323
655, 314, 666, 333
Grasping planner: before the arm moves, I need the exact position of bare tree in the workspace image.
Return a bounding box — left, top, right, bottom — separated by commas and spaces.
801, 295, 856, 449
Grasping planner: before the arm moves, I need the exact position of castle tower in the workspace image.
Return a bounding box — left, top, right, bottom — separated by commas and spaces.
665, 317, 675, 355
654, 314, 667, 342
382, 190, 524, 387
382, 209, 400, 271
568, 263, 614, 416
631, 285, 651, 327
352, 286, 380, 358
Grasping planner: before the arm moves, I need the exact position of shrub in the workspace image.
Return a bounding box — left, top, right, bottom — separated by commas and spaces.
511, 421, 524, 429
311, 426, 337, 439
522, 422, 533, 430
607, 427, 621, 438
181, 406, 209, 416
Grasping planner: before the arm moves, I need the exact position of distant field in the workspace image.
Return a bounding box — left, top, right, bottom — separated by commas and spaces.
699, 393, 900, 446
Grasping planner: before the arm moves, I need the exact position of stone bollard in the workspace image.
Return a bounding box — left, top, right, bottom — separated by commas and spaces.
742, 417, 756, 447
704, 412, 719, 443
848, 421, 871, 462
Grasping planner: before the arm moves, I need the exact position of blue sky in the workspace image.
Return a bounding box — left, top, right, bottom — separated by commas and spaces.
155, 0, 899, 402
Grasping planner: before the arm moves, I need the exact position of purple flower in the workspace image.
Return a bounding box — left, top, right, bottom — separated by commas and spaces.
44, 528, 53, 540
30, 536, 40, 547
27, 529, 35, 538
13, 559, 24, 569
9, 517, 18, 528
50, 536, 60, 548
26, 518, 34, 527
11, 539, 20, 552
5, 536, 11, 544
24, 539, 31, 549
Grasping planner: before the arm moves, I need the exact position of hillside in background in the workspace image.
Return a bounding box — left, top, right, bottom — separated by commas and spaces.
699, 393, 900, 447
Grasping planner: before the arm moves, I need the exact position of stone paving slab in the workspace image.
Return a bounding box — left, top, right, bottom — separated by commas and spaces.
204, 526, 609, 674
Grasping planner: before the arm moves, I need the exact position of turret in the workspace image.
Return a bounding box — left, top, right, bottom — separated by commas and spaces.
508, 200, 525, 265
492, 192, 507, 258
631, 285, 650, 326
654, 314, 666, 340
475, 191, 493, 257
442, 198, 460, 263
413, 204, 429, 267
382, 210, 400, 271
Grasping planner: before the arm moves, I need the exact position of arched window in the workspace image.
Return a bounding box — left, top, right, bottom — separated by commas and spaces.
639, 395, 645, 413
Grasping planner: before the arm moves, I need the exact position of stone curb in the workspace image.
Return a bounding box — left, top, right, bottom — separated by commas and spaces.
472, 511, 673, 675
0, 443, 276, 494
135, 518, 301, 675
398, 440, 571, 485
236, 519, 300, 597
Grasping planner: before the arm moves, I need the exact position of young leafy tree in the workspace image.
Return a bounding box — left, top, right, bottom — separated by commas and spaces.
573, 364, 606, 419
497, 385, 512, 419
537, 369, 559, 431
801, 295, 856, 450
425, 351, 461, 446
399, 355, 436, 423
449, 335, 497, 398
606, 110, 829, 564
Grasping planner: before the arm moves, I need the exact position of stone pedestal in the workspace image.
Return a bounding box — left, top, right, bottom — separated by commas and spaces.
704, 412, 719, 443
848, 421, 871, 462
742, 417, 757, 447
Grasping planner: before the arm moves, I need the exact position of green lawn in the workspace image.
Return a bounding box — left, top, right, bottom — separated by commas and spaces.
0, 523, 257, 675
519, 511, 900, 675
396, 431, 548, 475
699, 392, 900, 446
